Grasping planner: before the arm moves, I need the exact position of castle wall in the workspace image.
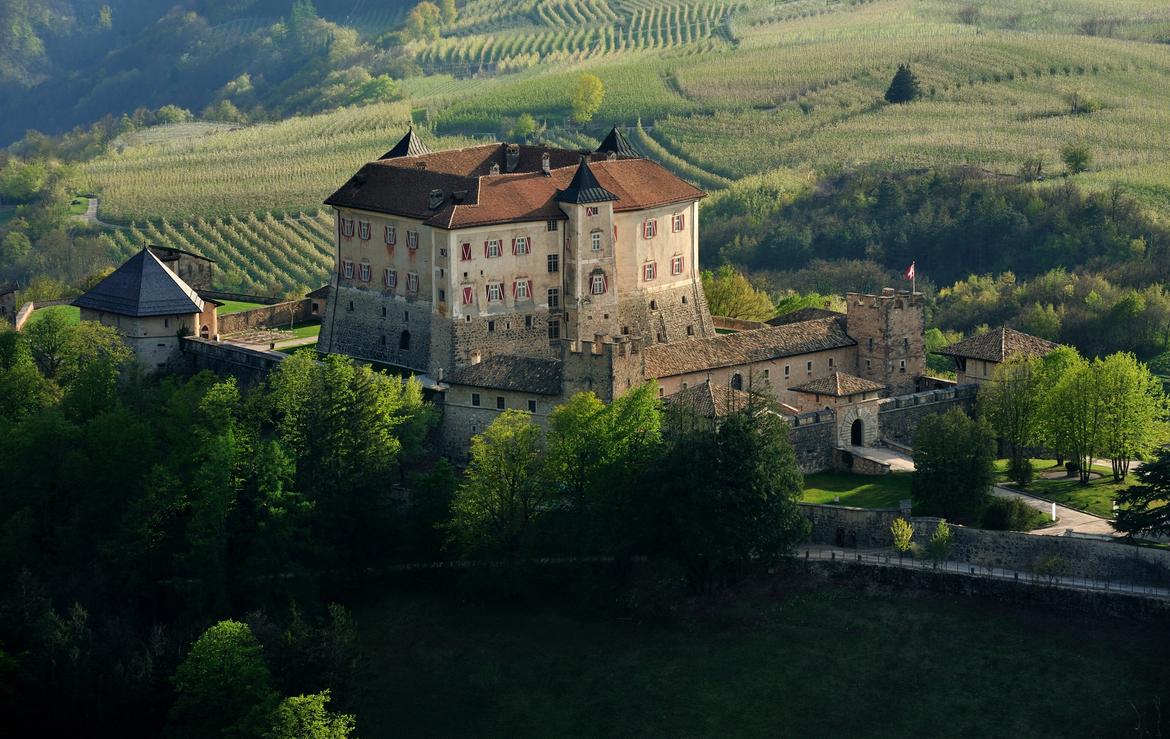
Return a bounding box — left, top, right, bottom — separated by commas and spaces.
181, 336, 285, 387
787, 410, 837, 474
216, 298, 313, 336
320, 285, 434, 372
439, 387, 555, 458
877, 385, 978, 448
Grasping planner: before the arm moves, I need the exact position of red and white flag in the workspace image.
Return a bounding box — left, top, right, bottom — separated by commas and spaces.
904, 261, 916, 281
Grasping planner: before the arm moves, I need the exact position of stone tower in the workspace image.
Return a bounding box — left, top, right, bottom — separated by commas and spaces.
845, 289, 924, 395
557, 158, 621, 342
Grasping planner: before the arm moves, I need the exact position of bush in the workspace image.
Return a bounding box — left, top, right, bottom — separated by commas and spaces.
981, 497, 1045, 531
1009, 457, 1034, 486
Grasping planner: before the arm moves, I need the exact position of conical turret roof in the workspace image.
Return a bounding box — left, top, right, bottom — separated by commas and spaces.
555, 158, 618, 204
596, 126, 640, 158
379, 127, 432, 159
74, 247, 204, 317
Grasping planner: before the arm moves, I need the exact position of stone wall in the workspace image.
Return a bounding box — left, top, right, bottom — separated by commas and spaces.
199, 290, 282, 305
217, 298, 315, 335
181, 336, 285, 386
440, 390, 555, 458
712, 315, 769, 332
845, 289, 924, 396
616, 281, 714, 347
877, 384, 977, 447
832, 448, 890, 475
788, 410, 837, 473
449, 308, 557, 369
799, 503, 1170, 587
321, 285, 433, 372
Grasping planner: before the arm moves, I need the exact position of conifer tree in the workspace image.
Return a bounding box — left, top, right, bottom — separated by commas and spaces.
884, 64, 921, 104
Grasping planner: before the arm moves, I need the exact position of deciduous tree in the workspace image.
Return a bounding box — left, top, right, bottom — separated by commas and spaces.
912, 407, 995, 524
570, 73, 605, 124
1096, 352, 1165, 481
980, 355, 1044, 485
701, 265, 776, 321
266, 690, 356, 739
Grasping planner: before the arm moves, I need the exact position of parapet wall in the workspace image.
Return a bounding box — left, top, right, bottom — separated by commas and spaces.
217, 298, 315, 335
877, 384, 977, 447
181, 336, 285, 386
800, 503, 1170, 587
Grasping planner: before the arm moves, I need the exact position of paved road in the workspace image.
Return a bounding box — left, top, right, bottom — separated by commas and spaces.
850, 445, 1119, 537
71, 197, 125, 229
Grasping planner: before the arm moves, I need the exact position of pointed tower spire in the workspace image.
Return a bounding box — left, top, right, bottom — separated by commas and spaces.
556, 157, 618, 204
595, 125, 640, 158
379, 127, 432, 159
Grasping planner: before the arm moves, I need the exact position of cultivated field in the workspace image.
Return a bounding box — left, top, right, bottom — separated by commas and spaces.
78, 0, 1170, 290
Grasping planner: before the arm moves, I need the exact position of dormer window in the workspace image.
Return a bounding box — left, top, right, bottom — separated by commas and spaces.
428, 189, 444, 209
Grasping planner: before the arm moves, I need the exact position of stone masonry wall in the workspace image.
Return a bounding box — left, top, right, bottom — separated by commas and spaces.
449, 310, 557, 369
799, 503, 1170, 587
846, 290, 924, 396
617, 280, 714, 347
217, 298, 315, 335
877, 384, 977, 447
788, 410, 836, 473
181, 336, 285, 387
321, 285, 433, 371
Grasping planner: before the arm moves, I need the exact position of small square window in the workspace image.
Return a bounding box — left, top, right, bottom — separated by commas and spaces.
471, 393, 480, 407
527, 399, 537, 413
496, 396, 505, 410
686, 325, 694, 336
547, 220, 558, 232
763, 369, 770, 379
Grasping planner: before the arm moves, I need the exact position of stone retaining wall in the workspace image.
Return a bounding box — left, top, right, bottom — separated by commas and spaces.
181, 336, 285, 386
799, 502, 1170, 587
217, 298, 315, 335
788, 410, 836, 473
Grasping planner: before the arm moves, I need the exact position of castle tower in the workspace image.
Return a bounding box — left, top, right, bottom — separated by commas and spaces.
845, 288, 924, 395
557, 158, 621, 342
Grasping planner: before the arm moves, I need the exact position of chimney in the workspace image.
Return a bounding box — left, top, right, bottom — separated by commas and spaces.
428, 189, 444, 209
541, 151, 551, 175
489, 162, 500, 175
415, 161, 426, 170
505, 144, 520, 172
882, 287, 895, 297
607, 151, 617, 160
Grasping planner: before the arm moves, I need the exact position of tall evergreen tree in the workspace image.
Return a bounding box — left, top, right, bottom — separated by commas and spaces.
884, 63, 922, 104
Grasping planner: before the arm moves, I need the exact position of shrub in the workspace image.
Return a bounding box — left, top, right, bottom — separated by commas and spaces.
981, 497, 1045, 531
927, 521, 952, 566
1008, 457, 1034, 487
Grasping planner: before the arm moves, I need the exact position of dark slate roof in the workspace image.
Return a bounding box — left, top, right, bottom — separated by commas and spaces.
379, 127, 432, 159
0, 283, 16, 297
789, 372, 886, 397
664, 379, 753, 418
555, 158, 619, 204
767, 306, 842, 327
306, 284, 332, 299
596, 126, 640, 158
642, 317, 856, 378
447, 355, 563, 396
73, 248, 204, 317
934, 326, 1058, 363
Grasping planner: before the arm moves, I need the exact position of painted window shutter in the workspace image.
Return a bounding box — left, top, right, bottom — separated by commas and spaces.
602, 274, 608, 292
526, 279, 533, 298
511, 238, 517, 255
484, 240, 489, 257
462, 286, 473, 304
511, 281, 517, 299
461, 242, 471, 260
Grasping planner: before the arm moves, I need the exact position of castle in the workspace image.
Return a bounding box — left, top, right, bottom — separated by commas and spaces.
318, 129, 930, 454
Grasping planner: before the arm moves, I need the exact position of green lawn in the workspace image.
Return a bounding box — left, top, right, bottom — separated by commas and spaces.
68, 198, 88, 215
350, 585, 1169, 738
995, 458, 1130, 518
215, 299, 267, 315
288, 321, 320, 339
802, 471, 912, 508
26, 304, 80, 326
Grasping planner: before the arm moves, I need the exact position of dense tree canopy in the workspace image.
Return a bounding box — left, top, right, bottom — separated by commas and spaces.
912, 408, 996, 524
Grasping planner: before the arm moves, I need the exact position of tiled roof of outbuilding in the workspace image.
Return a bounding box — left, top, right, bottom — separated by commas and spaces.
642, 317, 856, 378
74, 248, 204, 317
324, 141, 704, 229
934, 326, 1058, 363
447, 355, 563, 396
789, 372, 886, 397
664, 379, 753, 418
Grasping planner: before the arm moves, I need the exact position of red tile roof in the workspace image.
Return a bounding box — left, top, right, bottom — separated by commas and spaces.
934, 326, 1058, 363
324, 143, 704, 230
789, 371, 886, 397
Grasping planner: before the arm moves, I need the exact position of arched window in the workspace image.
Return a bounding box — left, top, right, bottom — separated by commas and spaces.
399, 330, 411, 350
730, 373, 743, 390
200, 325, 209, 339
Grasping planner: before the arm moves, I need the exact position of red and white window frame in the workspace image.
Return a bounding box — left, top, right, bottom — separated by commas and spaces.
512, 236, 530, 255
384, 224, 397, 246
461, 284, 475, 305
384, 268, 398, 289
341, 259, 354, 279
642, 218, 658, 239
671, 213, 685, 232
484, 239, 502, 258
512, 278, 534, 301
358, 221, 371, 241
589, 271, 608, 295
460, 242, 472, 261
406, 271, 420, 294
486, 282, 504, 302
340, 217, 355, 239
642, 261, 657, 282
671, 255, 684, 275
358, 262, 372, 282
406, 230, 419, 250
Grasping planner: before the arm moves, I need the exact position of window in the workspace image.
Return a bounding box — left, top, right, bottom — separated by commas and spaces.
406, 272, 419, 293
527, 399, 537, 413
731, 373, 743, 390
672, 213, 685, 232
642, 261, 657, 281
547, 253, 559, 273
342, 259, 354, 279
642, 219, 658, 239
525, 315, 533, 329
900, 359, 907, 374
486, 283, 504, 302
438, 288, 446, 302
868, 337, 874, 351
488, 320, 495, 332
681, 382, 688, 390
385, 225, 397, 245
382, 307, 387, 317
548, 320, 560, 340
358, 263, 371, 282
513, 236, 530, 255
547, 220, 558, 232
682, 295, 688, 304
485, 239, 501, 258
784, 364, 790, 378
866, 359, 872, 371
347, 300, 354, 312
496, 396, 505, 410
763, 368, 770, 379
406, 230, 419, 249
671, 255, 684, 275
471, 393, 481, 407
591, 232, 602, 252
164, 318, 169, 328
547, 288, 559, 309
399, 330, 411, 350
460, 242, 472, 261
585, 206, 599, 216
650, 299, 658, 310
358, 221, 371, 241
590, 272, 607, 295
686, 325, 695, 336
461, 285, 474, 305
340, 218, 354, 238
384, 268, 397, 289
806, 360, 813, 376
513, 279, 533, 301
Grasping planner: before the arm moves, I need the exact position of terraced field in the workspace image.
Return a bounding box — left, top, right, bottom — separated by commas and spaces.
76, 0, 1170, 291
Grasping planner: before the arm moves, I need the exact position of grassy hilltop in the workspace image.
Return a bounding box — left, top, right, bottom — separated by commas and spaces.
78, 0, 1170, 292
